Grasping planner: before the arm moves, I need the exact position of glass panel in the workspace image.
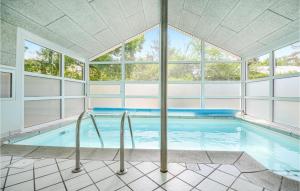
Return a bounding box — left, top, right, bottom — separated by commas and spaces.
246, 99, 270, 121
247, 54, 269, 79
274, 101, 299, 128
205, 63, 240, 81
125, 27, 159, 61
64, 55, 84, 80
168, 99, 200, 108
246, 81, 269, 97
205, 99, 240, 109
205, 42, 240, 61
274, 77, 300, 97
126, 64, 159, 81
64, 98, 84, 118
168, 84, 200, 97
168, 64, 200, 81
205, 83, 240, 97
24, 76, 60, 97
275, 42, 300, 75
168, 27, 201, 61
89, 98, 121, 108
89, 64, 121, 81
0, 72, 12, 98
89, 84, 120, 95
24, 41, 61, 76
64, 81, 84, 96
125, 98, 159, 108
24, 99, 61, 127
125, 84, 159, 96
91, 46, 122, 62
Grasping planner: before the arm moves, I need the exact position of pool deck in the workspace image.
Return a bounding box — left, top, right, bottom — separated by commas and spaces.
1, 145, 299, 191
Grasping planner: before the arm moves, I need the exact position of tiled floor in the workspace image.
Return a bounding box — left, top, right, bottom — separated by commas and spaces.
1, 155, 299, 191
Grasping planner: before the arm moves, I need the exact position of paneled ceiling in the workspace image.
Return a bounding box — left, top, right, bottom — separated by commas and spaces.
1, 0, 299, 59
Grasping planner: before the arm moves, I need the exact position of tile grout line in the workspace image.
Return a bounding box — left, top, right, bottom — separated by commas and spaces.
2, 155, 13, 191
205, 151, 213, 163
54, 158, 68, 191
232, 151, 244, 164
112, 149, 120, 161
33, 163, 36, 191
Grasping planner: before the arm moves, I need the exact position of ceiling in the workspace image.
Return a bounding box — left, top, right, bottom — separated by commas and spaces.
1, 0, 299, 59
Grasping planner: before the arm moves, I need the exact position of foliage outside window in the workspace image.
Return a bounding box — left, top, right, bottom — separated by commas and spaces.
64, 56, 84, 80
205, 63, 240, 81
89, 64, 121, 81
247, 54, 269, 80
92, 47, 122, 62
274, 42, 300, 75
168, 64, 200, 81
168, 28, 201, 61
126, 64, 159, 81
24, 41, 61, 76
205, 43, 240, 61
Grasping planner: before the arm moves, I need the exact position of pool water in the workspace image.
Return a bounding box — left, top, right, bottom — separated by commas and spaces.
14, 117, 300, 179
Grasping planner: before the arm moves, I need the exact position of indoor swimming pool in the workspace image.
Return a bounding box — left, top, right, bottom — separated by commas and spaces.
10, 110, 300, 180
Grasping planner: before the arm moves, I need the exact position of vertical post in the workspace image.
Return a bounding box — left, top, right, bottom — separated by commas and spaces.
160, 0, 168, 173
85, 59, 89, 110
61, 54, 65, 119
121, 43, 126, 108
241, 58, 246, 114
200, 41, 205, 108
269, 51, 274, 122
117, 112, 127, 175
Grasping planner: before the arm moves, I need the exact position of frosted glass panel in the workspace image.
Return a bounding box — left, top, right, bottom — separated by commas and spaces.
90, 84, 120, 95
25, 76, 60, 97
274, 77, 300, 97
168, 84, 201, 97
0, 72, 12, 98
205, 99, 240, 109
64, 98, 84, 118
246, 81, 269, 97
168, 99, 200, 108
205, 83, 240, 97
125, 98, 159, 108
64, 81, 84, 96
126, 84, 159, 96
274, 101, 300, 128
24, 99, 61, 127
246, 99, 270, 121
89, 98, 121, 108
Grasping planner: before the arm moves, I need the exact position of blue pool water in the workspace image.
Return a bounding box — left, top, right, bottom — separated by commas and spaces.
13, 115, 300, 179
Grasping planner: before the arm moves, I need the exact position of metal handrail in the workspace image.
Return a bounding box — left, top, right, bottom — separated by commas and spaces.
72, 111, 104, 173
117, 111, 135, 175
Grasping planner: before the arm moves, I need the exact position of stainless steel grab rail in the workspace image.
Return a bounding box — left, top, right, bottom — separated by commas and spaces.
72, 111, 104, 173
117, 111, 135, 175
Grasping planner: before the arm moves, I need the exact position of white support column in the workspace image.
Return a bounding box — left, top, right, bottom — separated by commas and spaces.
61, 54, 65, 118
200, 41, 205, 108
269, 51, 275, 122
121, 43, 126, 108
85, 59, 89, 111
160, 0, 168, 173
241, 58, 246, 113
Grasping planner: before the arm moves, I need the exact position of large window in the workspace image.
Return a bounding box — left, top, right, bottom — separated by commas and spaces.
24, 41, 61, 76
168, 64, 200, 81
89, 64, 121, 81
274, 41, 300, 75
205, 63, 240, 81
247, 54, 269, 80
91, 47, 122, 62
205, 43, 240, 61
64, 55, 84, 80
126, 64, 159, 81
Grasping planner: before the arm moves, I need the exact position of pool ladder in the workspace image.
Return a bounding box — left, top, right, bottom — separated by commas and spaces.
72, 111, 135, 175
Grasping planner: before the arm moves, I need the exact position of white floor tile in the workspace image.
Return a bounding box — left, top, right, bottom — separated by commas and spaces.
117, 185, 132, 191
129, 176, 158, 191
5, 180, 33, 191
35, 164, 58, 178
208, 170, 236, 187
5, 170, 33, 187
167, 163, 186, 176
88, 166, 114, 182
186, 163, 200, 171
57, 160, 75, 171
177, 170, 205, 186
161, 178, 192, 191
108, 161, 132, 172
80, 184, 98, 191
35, 172, 62, 190
197, 164, 214, 176
38, 182, 66, 191
196, 178, 227, 191
83, 161, 106, 172
34, 159, 56, 169
218, 165, 241, 177
135, 162, 158, 174
64, 174, 93, 191
60, 167, 86, 181
231, 178, 263, 191
118, 167, 143, 184
96, 175, 125, 191
147, 169, 174, 185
